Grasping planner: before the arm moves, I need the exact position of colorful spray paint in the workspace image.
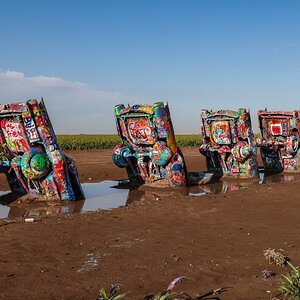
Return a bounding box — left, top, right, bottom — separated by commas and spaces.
0, 98, 84, 201
112, 102, 187, 187
200, 108, 259, 178
257, 109, 300, 172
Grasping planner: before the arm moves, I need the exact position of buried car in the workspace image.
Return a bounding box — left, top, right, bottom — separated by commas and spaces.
112, 102, 215, 187
257, 109, 300, 172
112, 102, 188, 187
199, 108, 259, 178
0, 98, 84, 201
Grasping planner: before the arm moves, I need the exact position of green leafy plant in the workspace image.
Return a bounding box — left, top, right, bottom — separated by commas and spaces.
142, 276, 186, 300
97, 284, 129, 300
156, 276, 186, 300
142, 277, 224, 299
274, 261, 300, 300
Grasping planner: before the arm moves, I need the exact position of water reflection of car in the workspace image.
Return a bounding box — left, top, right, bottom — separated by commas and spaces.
0, 98, 84, 201
199, 108, 259, 178
261, 173, 296, 184
257, 109, 300, 172
188, 180, 250, 195
112, 102, 188, 187
8, 199, 84, 218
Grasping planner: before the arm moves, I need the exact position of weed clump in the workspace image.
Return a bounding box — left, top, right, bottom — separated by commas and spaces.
263, 248, 287, 267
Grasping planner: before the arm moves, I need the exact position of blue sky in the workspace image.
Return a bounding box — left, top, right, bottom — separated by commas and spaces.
0, 0, 299, 133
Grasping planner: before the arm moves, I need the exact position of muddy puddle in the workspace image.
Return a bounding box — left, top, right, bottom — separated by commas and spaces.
0, 173, 298, 219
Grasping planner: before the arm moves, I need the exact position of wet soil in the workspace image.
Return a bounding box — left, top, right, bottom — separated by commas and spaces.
0, 148, 300, 299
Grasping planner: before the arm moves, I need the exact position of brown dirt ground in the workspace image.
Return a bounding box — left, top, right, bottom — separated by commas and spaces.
0, 148, 300, 300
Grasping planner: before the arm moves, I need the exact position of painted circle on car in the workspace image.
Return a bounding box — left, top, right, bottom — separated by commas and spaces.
231, 142, 251, 162
21, 148, 50, 180
151, 142, 172, 166
112, 144, 131, 168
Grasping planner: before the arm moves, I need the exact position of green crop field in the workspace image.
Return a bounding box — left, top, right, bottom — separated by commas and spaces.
174, 135, 203, 147
57, 134, 203, 150
57, 135, 121, 150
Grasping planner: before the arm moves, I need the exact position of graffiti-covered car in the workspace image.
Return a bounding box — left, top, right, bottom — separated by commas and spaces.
257, 109, 300, 172
112, 102, 188, 187
199, 108, 259, 178
0, 98, 84, 201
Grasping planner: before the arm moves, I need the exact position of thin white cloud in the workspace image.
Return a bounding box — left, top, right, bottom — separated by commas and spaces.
0, 70, 146, 133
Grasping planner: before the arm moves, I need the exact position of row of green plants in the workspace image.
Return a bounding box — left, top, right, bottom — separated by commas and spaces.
56, 135, 203, 150
96, 250, 300, 300
57, 135, 122, 150
96, 277, 224, 300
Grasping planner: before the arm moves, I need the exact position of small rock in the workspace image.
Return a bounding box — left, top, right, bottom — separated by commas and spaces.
171, 254, 181, 261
